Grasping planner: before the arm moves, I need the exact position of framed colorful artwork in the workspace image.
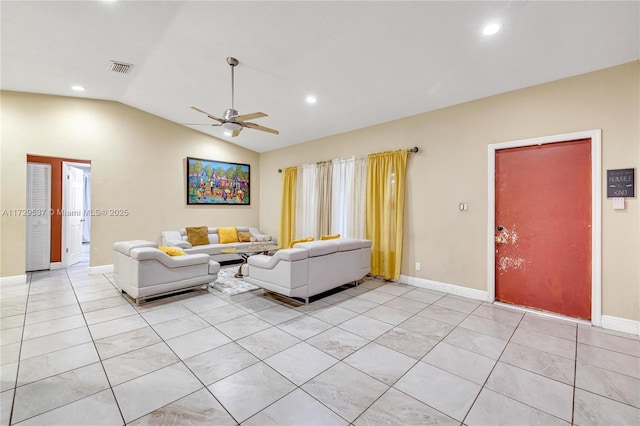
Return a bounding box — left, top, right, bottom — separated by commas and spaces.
187, 157, 250, 205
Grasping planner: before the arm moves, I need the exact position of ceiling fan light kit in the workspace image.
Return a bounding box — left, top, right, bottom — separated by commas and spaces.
222, 122, 242, 131
190, 56, 279, 138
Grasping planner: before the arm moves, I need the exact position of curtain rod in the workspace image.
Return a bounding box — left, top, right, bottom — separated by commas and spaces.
277, 146, 419, 173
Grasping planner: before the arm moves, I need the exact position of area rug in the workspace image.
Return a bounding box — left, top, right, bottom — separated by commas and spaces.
210, 267, 260, 296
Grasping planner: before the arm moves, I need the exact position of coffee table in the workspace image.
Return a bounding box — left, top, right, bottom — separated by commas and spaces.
219, 243, 279, 278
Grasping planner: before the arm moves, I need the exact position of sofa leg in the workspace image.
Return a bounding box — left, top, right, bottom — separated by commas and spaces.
304, 297, 309, 305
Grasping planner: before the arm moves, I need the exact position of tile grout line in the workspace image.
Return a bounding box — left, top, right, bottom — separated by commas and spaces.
460, 304, 525, 425
8, 270, 105, 425
239, 280, 419, 425
7, 271, 32, 426
9, 270, 639, 425
347, 291, 466, 424
68, 269, 127, 426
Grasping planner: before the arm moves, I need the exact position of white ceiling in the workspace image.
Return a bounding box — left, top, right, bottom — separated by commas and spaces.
2, 1, 638, 153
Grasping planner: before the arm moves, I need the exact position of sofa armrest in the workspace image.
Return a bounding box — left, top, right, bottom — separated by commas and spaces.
113, 240, 157, 256
249, 227, 274, 243
161, 231, 191, 248
130, 248, 209, 268
168, 240, 192, 249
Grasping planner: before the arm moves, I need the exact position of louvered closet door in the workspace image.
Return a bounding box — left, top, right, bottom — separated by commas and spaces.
26, 163, 51, 271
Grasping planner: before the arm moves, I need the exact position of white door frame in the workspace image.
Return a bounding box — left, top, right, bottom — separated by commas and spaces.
62, 161, 91, 267
487, 129, 602, 326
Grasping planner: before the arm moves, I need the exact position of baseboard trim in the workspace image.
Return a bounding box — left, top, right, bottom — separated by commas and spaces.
601, 315, 640, 336
0, 275, 27, 285
399, 275, 488, 302
399, 275, 637, 335
50, 262, 64, 270
89, 264, 113, 275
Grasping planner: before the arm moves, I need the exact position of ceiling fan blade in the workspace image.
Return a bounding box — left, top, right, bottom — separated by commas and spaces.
182, 123, 222, 126
233, 112, 267, 122
190, 106, 225, 123
231, 128, 242, 137
243, 122, 280, 135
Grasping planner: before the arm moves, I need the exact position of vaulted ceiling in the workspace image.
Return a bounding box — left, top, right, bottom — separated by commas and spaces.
2, 1, 638, 153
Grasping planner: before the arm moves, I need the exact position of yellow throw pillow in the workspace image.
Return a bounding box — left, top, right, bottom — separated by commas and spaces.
186, 226, 209, 246
237, 231, 252, 242
218, 227, 239, 244
158, 246, 186, 256
320, 234, 341, 240
289, 236, 314, 248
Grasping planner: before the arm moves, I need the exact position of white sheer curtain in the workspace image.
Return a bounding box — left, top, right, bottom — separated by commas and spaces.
316, 161, 333, 237
294, 157, 368, 241
331, 158, 355, 237
295, 164, 319, 239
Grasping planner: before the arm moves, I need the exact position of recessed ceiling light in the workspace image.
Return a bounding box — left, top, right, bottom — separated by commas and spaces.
71, 85, 85, 92
482, 23, 502, 36
305, 95, 317, 104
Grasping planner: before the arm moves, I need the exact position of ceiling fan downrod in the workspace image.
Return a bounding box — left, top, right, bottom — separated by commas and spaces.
227, 56, 239, 111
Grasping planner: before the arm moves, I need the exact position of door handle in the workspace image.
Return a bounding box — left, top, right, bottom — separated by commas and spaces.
495, 225, 505, 244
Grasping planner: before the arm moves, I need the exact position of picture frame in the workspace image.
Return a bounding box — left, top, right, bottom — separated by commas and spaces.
187, 157, 250, 205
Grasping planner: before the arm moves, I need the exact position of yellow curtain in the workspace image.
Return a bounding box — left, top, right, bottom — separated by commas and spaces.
279, 167, 297, 249
366, 150, 407, 280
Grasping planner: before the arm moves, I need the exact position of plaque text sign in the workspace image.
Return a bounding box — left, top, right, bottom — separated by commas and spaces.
607, 168, 635, 198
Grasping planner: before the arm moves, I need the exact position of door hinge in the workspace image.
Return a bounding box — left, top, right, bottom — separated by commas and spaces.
66, 248, 69, 253
67, 175, 70, 179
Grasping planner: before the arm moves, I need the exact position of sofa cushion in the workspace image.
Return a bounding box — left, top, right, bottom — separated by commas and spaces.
336, 238, 363, 252
295, 240, 338, 257
238, 231, 253, 242
158, 246, 186, 256
219, 227, 239, 244
320, 234, 341, 240
186, 226, 209, 246
289, 236, 313, 248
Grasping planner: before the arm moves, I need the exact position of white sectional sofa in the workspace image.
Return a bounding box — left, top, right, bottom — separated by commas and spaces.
243, 238, 372, 303
113, 240, 220, 304
161, 227, 274, 262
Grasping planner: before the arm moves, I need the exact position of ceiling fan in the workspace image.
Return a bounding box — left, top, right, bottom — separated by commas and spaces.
188, 57, 279, 137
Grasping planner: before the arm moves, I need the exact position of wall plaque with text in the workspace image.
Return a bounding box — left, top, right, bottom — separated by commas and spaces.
607, 168, 635, 198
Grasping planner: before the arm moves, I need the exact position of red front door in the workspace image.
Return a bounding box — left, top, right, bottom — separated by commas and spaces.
495, 139, 592, 319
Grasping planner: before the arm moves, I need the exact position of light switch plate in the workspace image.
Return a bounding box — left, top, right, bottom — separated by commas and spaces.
612, 197, 625, 210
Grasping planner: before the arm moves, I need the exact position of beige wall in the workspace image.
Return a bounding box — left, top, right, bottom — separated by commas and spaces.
1, 92, 260, 275
2, 62, 637, 321
259, 61, 640, 321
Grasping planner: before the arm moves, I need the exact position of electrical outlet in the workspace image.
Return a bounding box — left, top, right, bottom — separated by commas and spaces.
415, 262, 421, 271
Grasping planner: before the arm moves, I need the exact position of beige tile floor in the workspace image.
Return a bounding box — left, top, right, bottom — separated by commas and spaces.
1, 260, 639, 425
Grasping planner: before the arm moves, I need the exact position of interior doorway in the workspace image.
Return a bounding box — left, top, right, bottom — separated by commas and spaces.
487, 130, 602, 325
63, 164, 84, 267
25, 155, 91, 271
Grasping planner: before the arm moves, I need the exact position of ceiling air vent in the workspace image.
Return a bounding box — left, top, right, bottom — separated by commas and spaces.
108, 61, 134, 74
